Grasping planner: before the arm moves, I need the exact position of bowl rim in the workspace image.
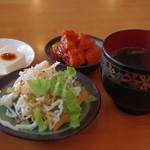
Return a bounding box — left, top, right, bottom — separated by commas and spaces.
103, 29, 150, 73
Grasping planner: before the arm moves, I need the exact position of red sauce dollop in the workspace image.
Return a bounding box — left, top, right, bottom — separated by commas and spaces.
0, 53, 17, 61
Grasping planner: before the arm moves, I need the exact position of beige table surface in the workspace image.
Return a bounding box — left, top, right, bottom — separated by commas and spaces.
0, 0, 150, 150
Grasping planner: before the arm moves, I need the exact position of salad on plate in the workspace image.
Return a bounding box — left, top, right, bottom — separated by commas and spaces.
0, 60, 96, 132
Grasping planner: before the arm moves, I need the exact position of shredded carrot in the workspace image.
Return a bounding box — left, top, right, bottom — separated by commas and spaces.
35, 64, 50, 73
72, 81, 80, 84
53, 90, 88, 131
77, 90, 88, 105
44, 68, 55, 78
6, 88, 19, 94
10, 89, 21, 95
7, 81, 30, 95
53, 114, 70, 131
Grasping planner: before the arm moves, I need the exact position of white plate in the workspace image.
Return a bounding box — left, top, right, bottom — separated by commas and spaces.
0, 38, 35, 78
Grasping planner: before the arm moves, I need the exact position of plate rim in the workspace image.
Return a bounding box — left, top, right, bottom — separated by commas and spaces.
0, 67, 101, 141
0, 38, 35, 76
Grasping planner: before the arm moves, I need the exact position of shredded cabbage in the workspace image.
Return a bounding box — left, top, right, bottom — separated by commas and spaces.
0, 60, 95, 131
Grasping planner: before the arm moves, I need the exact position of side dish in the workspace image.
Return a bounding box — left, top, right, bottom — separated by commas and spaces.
0, 61, 96, 131
0, 49, 26, 75
52, 30, 102, 66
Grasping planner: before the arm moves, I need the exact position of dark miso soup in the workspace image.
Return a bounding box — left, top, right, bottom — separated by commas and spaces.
111, 48, 150, 69
101, 47, 150, 114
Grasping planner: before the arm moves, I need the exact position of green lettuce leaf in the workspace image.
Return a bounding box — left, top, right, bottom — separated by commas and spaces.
64, 67, 76, 77
70, 113, 80, 128
28, 79, 50, 97
62, 86, 81, 128
34, 108, 48, 130
48, 75, 57, 93
71, 87, 81, 96
84, 95, 96, 104
28, 67, 82, 129
52, 78, 66, 96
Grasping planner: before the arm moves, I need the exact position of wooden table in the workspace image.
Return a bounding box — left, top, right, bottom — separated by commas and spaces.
0, 0, 150, 150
